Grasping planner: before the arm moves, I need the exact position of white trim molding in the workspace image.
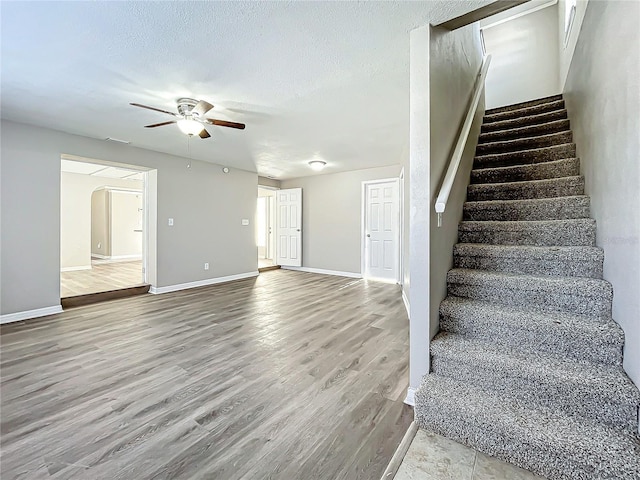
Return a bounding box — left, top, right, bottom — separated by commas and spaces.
1, 305, 63, 324
281, 266, 362, 279
149, 271, 259, 295
61, 265, 91, 272
402, 289, 410, 318
404, 387, 417, 407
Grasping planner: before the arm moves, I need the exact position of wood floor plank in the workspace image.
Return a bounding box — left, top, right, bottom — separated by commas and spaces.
1, 270, 411, 479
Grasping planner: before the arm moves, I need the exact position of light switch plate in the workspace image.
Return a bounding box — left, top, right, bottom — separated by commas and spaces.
168, 218, 174, 226
242, 219, 249, 226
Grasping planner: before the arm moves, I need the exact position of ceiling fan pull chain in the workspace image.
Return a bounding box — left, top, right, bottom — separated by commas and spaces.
187, 136, 192, 169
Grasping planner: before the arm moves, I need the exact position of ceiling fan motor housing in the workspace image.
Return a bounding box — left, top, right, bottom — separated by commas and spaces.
176, 98, 198, 117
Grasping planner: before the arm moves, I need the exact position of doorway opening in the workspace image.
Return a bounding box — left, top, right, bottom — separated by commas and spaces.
257, 186, 279, 271
60, 156, 151, 302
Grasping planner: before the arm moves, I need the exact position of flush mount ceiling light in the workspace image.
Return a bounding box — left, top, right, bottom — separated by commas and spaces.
308, 160, 327, 171
177, 117, 205, 136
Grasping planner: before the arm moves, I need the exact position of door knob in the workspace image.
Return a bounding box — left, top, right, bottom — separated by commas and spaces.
366, 234, 371, 237
297, 229, 301, 232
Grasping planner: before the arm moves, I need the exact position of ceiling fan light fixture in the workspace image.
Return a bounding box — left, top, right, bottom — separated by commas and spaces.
308, 160, 326, 171
177, 118, 204, 136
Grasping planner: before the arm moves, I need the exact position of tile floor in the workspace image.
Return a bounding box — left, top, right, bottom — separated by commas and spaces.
395, 429, 547, 480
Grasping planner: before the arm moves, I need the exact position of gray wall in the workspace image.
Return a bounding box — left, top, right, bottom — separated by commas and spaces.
61, 172, 141, 268
428, 25, 484, 339
482, 4, 560, 109
408, 23, 484, 397
563, 0, 640, 387
91, 189, 110, 258
258, 176, 281, 189
1, 120, 257, 315
281, 165, 401, 274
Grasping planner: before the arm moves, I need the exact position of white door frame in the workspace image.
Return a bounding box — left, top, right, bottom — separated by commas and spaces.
398, 168, 405, 287
361, 178, 400, 283
258, 185, 279, 263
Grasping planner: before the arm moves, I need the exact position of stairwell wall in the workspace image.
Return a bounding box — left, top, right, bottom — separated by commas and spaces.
428, 26, 485, 340
407, 23, 484, 401
563, 0, 640, 387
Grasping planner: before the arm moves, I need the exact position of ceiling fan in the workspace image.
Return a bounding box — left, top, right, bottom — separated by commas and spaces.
130, 98, 246, 139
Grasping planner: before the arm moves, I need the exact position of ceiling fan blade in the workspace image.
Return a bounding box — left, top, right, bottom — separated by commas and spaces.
205, 118, 246, 130
192, 100, 214, 118
130, 103, 177, 116
199, 128, 211, 139
144, 120, 177, 128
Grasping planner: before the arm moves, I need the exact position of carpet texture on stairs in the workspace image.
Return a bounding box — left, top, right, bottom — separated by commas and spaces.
414, 94, 640, 480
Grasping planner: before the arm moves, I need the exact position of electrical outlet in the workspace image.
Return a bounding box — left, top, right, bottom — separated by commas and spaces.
168, 218, 174, 226
97, 242, 101, 249
204, 263, 209, 270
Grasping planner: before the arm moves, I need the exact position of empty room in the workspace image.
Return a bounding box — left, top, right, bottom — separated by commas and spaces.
1, 1, 639, 480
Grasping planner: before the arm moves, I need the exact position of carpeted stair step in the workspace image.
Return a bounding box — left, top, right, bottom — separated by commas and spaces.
446, 268, 611, 316
485, 94, 564, 116
471, 158, 580, 184
467, 176, 585, 201
415, 375, 640, 480
458, 219, 596, 247
484, 99, 565, 123
430, 333, 640, 432
453, 243, 603, 278
474, 143, 576, 169
481, 109, 568, 133
463, 196, 591, 222
476, 131, 573, 156
439, 297, 622, 365
478, 119, 570, 144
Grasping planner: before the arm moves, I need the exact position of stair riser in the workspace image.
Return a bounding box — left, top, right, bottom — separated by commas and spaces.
479, 120, 570, 144
463, 198, 591, 221
453, 254, 603, 278
430, 358, 637, 433
458, 223, 596, 247
484, 100, 565, 123
485, 95, 564, 116
471, 158, 580, 184
481, 109, 568, 133
439, 313, 621, 365
476, 132, 573, 156
447, 281, 610, 316
467, 177, 585, 202
474, 144, 576, 169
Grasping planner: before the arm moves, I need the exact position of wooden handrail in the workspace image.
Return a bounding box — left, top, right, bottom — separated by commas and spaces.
435, 54, 491, 227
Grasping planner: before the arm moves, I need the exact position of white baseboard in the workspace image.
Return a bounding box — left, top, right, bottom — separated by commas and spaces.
61, 265, 91, 272
402, 290, 410, 318
404, 387, 416, 407
1, 305, 63, 324
110, 254, 142, 260
149, 271, 259, 295
281, 266, 362, 279
91, 254, 141, 261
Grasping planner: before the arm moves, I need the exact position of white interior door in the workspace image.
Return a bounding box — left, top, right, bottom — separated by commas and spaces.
277, 188, 302, 267
363, 180, 399, 282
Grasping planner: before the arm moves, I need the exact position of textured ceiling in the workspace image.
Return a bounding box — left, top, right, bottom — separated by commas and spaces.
1, 1, 492, 179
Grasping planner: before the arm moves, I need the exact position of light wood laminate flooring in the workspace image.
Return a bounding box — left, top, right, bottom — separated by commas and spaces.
60, 260, 144, 297
1, 270, 411, 479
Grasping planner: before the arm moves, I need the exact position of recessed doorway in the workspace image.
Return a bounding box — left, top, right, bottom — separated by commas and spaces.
60, 157, 150, 302
257, 186, 278, 271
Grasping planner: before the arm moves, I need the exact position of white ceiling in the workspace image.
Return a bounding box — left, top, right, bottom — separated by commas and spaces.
61, 159, 144, 181
1, 1, 491, 180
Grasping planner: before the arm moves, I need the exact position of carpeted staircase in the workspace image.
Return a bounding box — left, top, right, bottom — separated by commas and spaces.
415, 94, 640, 479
